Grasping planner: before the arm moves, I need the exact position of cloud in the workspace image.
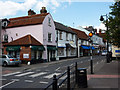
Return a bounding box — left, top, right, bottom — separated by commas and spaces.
0, 0, 65, 19
0, 0, 37, 18
95, 23, 106, 33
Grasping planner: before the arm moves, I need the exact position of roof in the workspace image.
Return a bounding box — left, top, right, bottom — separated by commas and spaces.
70, 27, 88, 40
7, 13, 49, 28
54, 21, 76, 34
3, 35, 43, 46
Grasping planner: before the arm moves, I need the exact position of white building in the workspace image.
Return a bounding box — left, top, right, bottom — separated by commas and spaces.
55, 22, 77, 59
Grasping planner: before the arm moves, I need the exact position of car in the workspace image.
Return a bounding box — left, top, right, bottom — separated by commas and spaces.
101, 50, 107, 56
0, 54, 21, 67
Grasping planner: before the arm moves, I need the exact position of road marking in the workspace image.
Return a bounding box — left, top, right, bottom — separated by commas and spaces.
11, 79, 19, 81
0, 78, 6, 81
25, 80, 33, 83
2, 72, 21, 77
44, 73, 61, 79
55, 67, 60, 71
0, 80, 15, 88
39, 81, 48, 84
29, 72, 47, 78
15, 72, 34, 77
60, 75, 67, 80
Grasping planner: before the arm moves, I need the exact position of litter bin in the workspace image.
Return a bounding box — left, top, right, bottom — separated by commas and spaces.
77, 68, 87, 88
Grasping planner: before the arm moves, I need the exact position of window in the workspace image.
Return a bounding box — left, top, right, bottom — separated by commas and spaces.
59, 31, 62, 40
66, 33, 69, 41
48, 33, 52, 42
72, 34, 74, 41
48, 17, 51, 27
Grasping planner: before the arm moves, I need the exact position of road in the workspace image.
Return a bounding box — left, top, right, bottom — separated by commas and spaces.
1, 55, 106, 89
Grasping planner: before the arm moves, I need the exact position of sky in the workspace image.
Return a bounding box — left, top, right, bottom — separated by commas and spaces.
0, 0, 115, 31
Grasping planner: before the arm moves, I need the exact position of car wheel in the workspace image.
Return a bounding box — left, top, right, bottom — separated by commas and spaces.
3, 62, 8, 67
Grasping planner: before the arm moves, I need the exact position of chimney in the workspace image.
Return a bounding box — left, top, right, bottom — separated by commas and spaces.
40, 7, 47, 14
28, 9, 36, 15
94, 29, 97, 34
99, 29, 101, 34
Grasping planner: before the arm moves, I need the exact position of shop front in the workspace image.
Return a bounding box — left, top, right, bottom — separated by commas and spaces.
47, 45, 57, 62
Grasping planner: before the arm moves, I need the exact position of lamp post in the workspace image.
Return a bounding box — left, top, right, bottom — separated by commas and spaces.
100, 14, 110, 63
0, 18, 10, 55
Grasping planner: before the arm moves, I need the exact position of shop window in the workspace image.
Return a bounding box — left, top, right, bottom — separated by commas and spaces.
48, 33, 52, 42
58, 48, 64, 56
38, 51, 42, 59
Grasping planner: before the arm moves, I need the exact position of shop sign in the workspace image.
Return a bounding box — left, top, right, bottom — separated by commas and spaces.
23, 54, 29, 58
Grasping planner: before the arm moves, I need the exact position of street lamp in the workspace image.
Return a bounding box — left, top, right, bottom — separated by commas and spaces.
100, 14, 110, 63
0, 18, 10, 55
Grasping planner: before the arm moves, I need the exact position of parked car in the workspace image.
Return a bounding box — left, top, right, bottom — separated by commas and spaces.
0, 55, 21, 67
101, 50, 107, 56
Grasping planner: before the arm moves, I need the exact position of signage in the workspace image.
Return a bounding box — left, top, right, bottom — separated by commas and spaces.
23, 54, 29, 58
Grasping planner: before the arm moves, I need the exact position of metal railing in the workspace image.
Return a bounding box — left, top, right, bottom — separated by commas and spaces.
44, 62, 78, 90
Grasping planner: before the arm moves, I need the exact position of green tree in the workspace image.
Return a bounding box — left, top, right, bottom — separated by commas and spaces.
105, 1, 120, 47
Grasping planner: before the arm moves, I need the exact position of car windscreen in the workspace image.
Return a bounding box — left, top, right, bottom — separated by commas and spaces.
7, 55, 14, 58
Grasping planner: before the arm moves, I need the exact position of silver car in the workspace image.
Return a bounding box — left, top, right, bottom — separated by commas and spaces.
0, 55, 21, 67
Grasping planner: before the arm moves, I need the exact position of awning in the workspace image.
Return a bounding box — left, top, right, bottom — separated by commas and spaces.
66, 43, 76, 48
32, 46, 45, 51
90, 46, 95, 50
47, 46, 57, 50
58, 43, 66, 48
81, 45, 90, 49
81, 45, 95, 50
6, 46, 20, 51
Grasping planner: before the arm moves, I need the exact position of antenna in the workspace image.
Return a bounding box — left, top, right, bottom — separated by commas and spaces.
73, 22, 74, 27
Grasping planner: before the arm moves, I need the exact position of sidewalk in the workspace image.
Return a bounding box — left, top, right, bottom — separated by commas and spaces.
75, 60, 120, 89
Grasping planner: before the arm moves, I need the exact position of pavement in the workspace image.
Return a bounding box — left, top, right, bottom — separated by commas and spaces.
74, 59, 120, 89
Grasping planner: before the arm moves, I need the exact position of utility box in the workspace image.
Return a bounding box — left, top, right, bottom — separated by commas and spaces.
77, 68, 88, 88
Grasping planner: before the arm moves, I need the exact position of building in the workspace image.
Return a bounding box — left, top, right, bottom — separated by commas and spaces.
2, 7, 57, 62
70, 27, 93, 57
55, 22, 77, 59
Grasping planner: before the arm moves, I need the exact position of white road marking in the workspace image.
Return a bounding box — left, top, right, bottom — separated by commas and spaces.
29, 72, 47, 78
0, 78, 6, 81
60, 75, 67, 80
2, 72, 21, 77
11, 79, 19, 81
0, 81, 15, 88
39, 81, 48, 84
15, 72, 34, 77
25, 80, 33, 83
55, 67, 60, 71
44, 73, 61, 79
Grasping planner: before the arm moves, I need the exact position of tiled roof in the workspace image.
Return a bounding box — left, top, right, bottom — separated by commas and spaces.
70, 27, 88, 40
4, 35, 43, 46
7, 13, 49, 28
54, 21, 76, 34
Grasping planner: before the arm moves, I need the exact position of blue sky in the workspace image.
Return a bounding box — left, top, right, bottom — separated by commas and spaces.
0, 0, 114, 29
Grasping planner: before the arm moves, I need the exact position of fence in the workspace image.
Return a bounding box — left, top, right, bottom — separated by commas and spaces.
44, 62, 78, 90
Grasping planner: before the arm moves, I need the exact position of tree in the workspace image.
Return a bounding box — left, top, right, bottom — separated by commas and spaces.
105, 1, 120, 47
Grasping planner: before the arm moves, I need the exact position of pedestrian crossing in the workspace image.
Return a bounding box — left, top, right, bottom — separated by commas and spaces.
2, 71, 62, 79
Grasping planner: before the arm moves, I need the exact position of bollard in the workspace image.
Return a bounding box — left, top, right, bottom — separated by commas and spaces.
75, 62, 78, 83
67, 66, 70, 90
90, 60, 94, 74
52, 75, 58, 90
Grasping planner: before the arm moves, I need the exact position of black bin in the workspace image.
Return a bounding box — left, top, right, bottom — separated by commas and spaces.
77, 68, 88, 88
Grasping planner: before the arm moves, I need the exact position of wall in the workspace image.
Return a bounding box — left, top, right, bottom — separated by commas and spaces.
5, 24, 43, 44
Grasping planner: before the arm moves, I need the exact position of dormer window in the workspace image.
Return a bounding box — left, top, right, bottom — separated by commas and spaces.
48, 17, 51, 27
